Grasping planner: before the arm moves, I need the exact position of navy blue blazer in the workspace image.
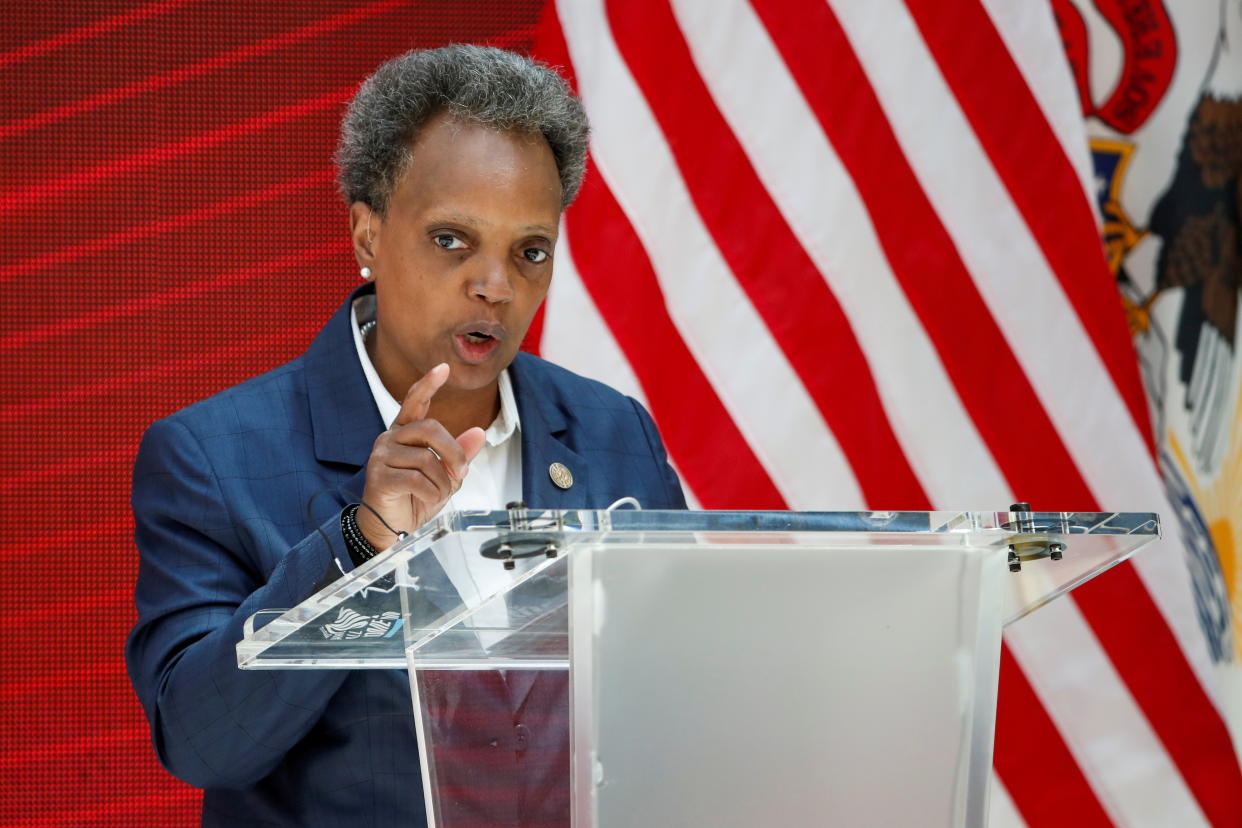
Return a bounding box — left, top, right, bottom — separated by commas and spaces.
125, 287, 685, 826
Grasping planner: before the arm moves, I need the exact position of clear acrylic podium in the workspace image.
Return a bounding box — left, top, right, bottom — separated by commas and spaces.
237, 508, 1159, 827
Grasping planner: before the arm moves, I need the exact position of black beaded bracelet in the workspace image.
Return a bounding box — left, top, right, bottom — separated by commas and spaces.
341, 503, 380, 566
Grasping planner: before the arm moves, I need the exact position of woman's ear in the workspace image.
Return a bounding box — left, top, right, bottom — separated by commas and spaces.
349, 202, 378, 273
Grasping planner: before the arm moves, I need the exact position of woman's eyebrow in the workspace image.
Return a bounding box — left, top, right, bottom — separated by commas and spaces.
424, 211, 555, 237
424, 211, 480, 226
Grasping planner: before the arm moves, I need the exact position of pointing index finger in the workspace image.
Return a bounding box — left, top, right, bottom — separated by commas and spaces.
393, 363, 449, 427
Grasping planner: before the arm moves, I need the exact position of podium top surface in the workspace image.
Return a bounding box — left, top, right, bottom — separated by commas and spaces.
237, 509, 1159, 670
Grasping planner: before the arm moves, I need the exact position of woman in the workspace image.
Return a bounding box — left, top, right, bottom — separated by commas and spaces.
126, 44, 684, 827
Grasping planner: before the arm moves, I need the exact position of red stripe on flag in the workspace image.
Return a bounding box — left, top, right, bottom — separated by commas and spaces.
606, 0, 929, 509
902, 0, 1155, 458
994, 645, 1114, 826
567, 165, 786, 509
1074, 566, 1242, 825
756, 1, 1242, 822
520, 303, 546, 357
901, 2, 1242, 820
535, 4, 785, 509
750, 0, 1094, 511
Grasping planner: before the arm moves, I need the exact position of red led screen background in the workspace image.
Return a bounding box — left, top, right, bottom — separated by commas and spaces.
0, 2, 543, 824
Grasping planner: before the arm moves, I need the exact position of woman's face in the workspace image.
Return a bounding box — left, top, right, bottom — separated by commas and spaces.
356, 111, 563, 396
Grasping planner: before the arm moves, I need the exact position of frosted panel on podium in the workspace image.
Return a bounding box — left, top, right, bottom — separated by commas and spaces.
570, 533, 1003, 826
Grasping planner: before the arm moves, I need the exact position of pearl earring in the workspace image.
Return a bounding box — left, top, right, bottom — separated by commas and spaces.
360, 267, 372, 281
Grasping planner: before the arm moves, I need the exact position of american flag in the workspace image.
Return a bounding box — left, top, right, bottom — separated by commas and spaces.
531, 1, 1242, 825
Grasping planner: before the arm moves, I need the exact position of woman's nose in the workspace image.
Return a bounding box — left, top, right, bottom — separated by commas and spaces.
468, 256, 515, 303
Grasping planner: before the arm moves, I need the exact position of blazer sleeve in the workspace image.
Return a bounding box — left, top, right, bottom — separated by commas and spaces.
124, 416, 350, 790
628, 396, 689, 510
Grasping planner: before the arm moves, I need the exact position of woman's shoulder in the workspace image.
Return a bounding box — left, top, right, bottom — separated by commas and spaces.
150, 356, 312, 450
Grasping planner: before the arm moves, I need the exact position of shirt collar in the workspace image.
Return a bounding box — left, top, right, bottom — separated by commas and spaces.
350, 296, 519, 445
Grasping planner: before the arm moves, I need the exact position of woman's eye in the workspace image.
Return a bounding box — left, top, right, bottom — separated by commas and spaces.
434, 234, 466, 250
523, 248, 549, 263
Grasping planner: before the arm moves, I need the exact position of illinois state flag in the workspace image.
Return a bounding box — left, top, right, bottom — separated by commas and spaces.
1058, 0, 1242, 802
531, 0, 1242, 825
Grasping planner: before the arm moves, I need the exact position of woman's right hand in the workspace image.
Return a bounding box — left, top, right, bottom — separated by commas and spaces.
355, 363, 486, 550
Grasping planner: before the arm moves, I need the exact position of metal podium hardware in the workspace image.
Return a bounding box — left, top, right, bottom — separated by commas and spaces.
479, 503, 565, 569
1004, 502, 1069, 572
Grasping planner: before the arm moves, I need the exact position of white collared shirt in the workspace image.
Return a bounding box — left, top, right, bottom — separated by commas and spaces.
350, 296, 521, 634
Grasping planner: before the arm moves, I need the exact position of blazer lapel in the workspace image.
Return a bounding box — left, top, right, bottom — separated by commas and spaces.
509, 353, 593, 511
297, 287, 386, 568
304, 283, 386, 471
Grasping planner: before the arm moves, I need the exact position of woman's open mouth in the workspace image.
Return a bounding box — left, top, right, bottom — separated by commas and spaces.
452, 328, 503, 363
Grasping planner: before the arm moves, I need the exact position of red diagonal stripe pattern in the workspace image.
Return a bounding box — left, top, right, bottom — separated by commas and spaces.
536, 11, 785, 509
0, 4, 549, 826
993, 646, 1114, 826
607, 0, 929, 509
902, 0, 1155, 458
0, 86, 354, 216
0, 1, 404, 144
749, 0, 1093, 510
0, 0, 196, 71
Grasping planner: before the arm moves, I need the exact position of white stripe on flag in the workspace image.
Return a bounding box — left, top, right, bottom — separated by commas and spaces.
670, 0, 1009, 509
1006, 596, 1209, 826
542, 228, 648, 406
978, 0, 1098, 217
830, 0, 1220, 700
828, 0, 1139, 511
558, 0, 866, 509
987, 771, 1028, 828
542, 231, 701, 510
1129, 526, 1225, 712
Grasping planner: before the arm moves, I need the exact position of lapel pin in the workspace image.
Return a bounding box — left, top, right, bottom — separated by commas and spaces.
548, 462, 574, 490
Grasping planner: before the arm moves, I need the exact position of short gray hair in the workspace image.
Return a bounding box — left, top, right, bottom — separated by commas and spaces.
335, 44, 589, 214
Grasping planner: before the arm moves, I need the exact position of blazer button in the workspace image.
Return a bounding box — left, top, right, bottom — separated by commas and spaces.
514, 723, 530, 752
